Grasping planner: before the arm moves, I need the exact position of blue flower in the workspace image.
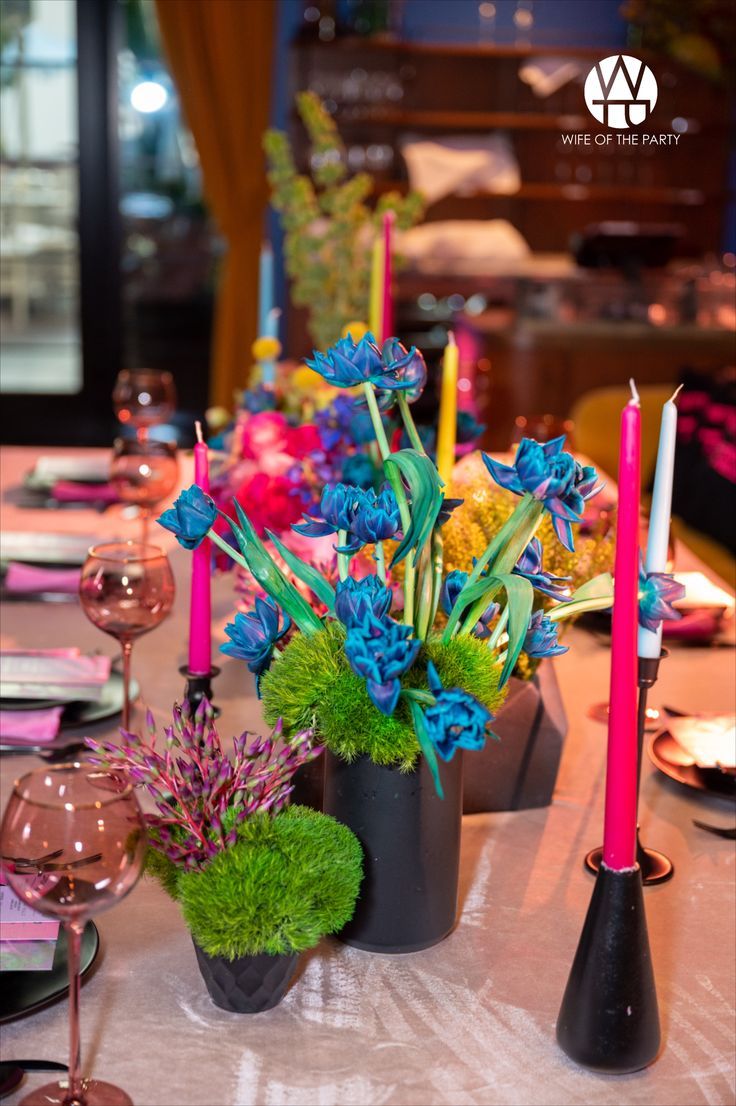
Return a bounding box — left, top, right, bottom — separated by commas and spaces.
482, 437, 601, 552
306, 333, 422, 392
638, 559, 686, 632
457, 410, 485, 444
158, 485, 217, 550
221, 599, 291, 684
350, 486, 401, 546
423, 662, 493, 761
344, 612, 421, 716
440, 570, 499, 639
341, 452, 377, 491
513, 538, 572, 600
377, 339, 427, 405
242, 384, 277, 414
335, 576, 392, 626
523, 609, 568, 658
293, 483, 363, 540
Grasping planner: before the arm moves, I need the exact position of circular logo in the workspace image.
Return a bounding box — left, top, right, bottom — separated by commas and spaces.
584, 55, 657, 129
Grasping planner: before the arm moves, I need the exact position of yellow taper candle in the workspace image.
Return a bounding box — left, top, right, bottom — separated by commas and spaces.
436, 332, 459, 484
369, 234, 384, 339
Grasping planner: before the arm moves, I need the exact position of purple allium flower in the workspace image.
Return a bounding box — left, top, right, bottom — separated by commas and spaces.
86, 700, 319, 870
482, 437, 601, 552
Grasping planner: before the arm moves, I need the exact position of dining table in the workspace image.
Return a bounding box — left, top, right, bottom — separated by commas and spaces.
0, 444, 734, 1106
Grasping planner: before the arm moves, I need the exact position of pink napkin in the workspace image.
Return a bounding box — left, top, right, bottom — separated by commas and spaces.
52, 480, 119, 504
4, 562, 81, 595
0, 705, 64, 744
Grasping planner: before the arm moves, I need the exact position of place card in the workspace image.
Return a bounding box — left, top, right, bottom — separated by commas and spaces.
0, 885, 59, 942
33, 455, 111, 485
0, 940, 57, 972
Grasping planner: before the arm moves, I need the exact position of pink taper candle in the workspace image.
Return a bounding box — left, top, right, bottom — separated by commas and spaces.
603, 381, 641, 870
381, 211, 394, 342
188, 422, 212, 675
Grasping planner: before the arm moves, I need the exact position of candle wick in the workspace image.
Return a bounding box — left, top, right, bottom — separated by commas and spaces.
669, 383, 684, 404
447, 330, 457, 348
268, 307, 282, 321
628, 378, 640, 406
195, 421, 204, 445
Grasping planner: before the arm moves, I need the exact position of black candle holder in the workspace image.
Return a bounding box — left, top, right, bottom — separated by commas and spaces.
557, 863, 661, 1073
179, 665, 221, 718
585, 649, 674, 886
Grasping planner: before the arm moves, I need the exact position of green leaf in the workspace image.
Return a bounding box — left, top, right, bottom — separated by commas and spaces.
406, 697, 444, 800
384, 450, 444, 568
451, 572, 533, 687
548, 572, 614, 622
265, 529, 336, 612
227, 501, 323, 636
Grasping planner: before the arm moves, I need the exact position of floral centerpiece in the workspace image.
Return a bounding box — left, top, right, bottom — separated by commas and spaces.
87, 701, 362, 1012
159, 332, 613, 953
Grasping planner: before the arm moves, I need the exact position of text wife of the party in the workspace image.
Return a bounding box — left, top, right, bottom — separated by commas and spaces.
561, 133, 681, 146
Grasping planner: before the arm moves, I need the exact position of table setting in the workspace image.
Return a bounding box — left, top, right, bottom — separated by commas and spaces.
0, 225, 734, 1106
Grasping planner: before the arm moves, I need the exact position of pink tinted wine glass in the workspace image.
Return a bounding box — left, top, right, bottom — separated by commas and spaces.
79, 541, 175, 730
1, 763, 147, 1106
112, 369, 176, 443
109, 438, 179, 544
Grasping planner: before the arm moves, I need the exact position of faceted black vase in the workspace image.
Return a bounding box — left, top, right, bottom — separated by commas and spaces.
556, 864, 661, 1073
323, 750, 463, 953
193, 943, 299, 1013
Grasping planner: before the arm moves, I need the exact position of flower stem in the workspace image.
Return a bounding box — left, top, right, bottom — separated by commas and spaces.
397, 393, 426, 455
208, 527, 250, 572
337, 529, 349, 581
486, 605, 509, 651
362, 382, 416, 629
375, 541, 386, 584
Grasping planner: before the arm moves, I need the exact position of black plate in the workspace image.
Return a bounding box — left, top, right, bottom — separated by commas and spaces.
648, 730, 736, 800
0, 673, 140, 754
0, 921, 99, 1024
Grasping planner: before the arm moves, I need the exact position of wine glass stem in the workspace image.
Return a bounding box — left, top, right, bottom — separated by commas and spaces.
140, 508, 150, 546
121, 640, 133, 731
65, 920, 86, 1106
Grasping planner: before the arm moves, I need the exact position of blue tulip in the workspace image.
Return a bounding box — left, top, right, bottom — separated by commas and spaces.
423, 662, 493, 761
242, 384, 278, 414
638, 558, 685, 632
523, 610, 568, 658
158, 485, 217, 550
350, 486, 401, 545
513, 537, 572, 600
482, 437, 601, 552
440, 570, 499, 639
293, 483, 364, 540
306, 333, 424, 393
344, 612, 421, 716
380, 339, 427, 402
221, 598, 291, 685
335, 576, 392, 626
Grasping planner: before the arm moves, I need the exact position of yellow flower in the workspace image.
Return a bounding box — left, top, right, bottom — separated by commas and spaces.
341, 320, 370, 342
252, 336, 282, 361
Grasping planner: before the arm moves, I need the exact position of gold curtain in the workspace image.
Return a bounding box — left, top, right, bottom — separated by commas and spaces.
154, 0, 275, 408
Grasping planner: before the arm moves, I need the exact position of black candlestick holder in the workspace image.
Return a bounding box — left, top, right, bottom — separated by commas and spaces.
179, 665, 221, 718
585, 649, 674, 885
557, 862, 661, 1073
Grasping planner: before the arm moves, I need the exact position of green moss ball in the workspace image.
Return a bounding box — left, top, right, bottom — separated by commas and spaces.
177, 806, 363, 958
260, 622, 506, 770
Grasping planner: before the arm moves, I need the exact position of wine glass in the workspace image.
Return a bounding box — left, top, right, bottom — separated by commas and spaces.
1, 763, 147, 1106
109, 438, 179, 544
79, 542, 175, 730
112, 369, 176, 442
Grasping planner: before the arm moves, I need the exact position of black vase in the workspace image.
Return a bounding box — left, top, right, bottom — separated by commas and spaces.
323, 750, 463, 953
193, 943, 299, 1013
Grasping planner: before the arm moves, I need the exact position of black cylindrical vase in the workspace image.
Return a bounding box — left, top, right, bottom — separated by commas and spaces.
556, 864, 661, 1073
323, 750, 463, 953
289, 755, 325, 812
194, 944, 299, 1013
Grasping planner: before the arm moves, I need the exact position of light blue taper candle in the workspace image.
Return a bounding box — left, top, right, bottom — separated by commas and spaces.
638, 385, 683, 659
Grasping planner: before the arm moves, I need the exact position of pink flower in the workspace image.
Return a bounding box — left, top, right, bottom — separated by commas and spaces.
234, 472, 305, 537
286, 423, 323, 458
241, 412, 290, 461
